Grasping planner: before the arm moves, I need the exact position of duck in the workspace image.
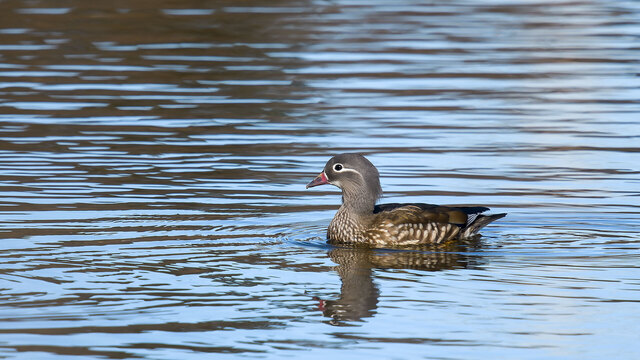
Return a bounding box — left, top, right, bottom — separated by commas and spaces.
306, 153, 506, 247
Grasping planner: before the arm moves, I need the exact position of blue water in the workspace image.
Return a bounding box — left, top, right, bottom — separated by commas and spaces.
0, 0, 639, 359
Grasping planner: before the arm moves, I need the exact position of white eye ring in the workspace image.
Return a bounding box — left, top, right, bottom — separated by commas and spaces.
334, 163, 343, 171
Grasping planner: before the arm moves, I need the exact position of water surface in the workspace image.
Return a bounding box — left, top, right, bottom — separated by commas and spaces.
0, 0, 639, 359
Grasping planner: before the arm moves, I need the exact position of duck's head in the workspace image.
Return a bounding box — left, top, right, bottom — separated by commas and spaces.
306, 153, 382, 208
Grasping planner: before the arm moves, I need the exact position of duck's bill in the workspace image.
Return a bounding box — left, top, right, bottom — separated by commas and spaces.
306, 172, 329, 188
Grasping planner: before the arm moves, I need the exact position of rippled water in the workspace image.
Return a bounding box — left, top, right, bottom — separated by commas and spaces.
0, 0, 639, 359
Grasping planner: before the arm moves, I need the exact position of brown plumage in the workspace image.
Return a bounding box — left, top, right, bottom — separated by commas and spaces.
307, 153, 506, 247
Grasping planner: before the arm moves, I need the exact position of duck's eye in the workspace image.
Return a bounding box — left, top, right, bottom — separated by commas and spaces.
334, 164, 343, 171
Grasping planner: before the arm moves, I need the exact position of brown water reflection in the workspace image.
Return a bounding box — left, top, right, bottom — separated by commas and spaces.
318, 244, 479, 325
0, 0, 639, 359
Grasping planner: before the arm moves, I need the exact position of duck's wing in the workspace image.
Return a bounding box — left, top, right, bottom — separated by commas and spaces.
374, 203, 487, 224
370, 203, 504, 245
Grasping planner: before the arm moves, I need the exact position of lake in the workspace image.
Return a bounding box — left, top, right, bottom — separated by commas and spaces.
0, 0, 639, 359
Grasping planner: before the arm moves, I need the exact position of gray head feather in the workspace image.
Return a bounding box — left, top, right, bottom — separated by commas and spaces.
323, 153, 382, 214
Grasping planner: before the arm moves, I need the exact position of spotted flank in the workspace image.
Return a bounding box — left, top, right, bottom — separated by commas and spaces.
367, 220, 461, 246
364, 204, 500, 246
327, 202, 505, 247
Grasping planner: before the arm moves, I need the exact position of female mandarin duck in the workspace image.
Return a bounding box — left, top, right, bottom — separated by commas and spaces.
307, 153, 506, 247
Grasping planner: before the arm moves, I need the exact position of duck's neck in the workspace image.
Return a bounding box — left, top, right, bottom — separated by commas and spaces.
326, 189, 377, 244
327, 181, 381, 244
340, 186, 377, 217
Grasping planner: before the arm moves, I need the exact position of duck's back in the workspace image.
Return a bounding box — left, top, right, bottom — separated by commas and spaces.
364, 203, 504, 246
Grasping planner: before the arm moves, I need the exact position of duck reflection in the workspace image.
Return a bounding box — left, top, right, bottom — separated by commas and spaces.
315, 242, 481, 325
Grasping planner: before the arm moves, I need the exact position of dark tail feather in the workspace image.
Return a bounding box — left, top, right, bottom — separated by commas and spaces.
462, 213, 507, 238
